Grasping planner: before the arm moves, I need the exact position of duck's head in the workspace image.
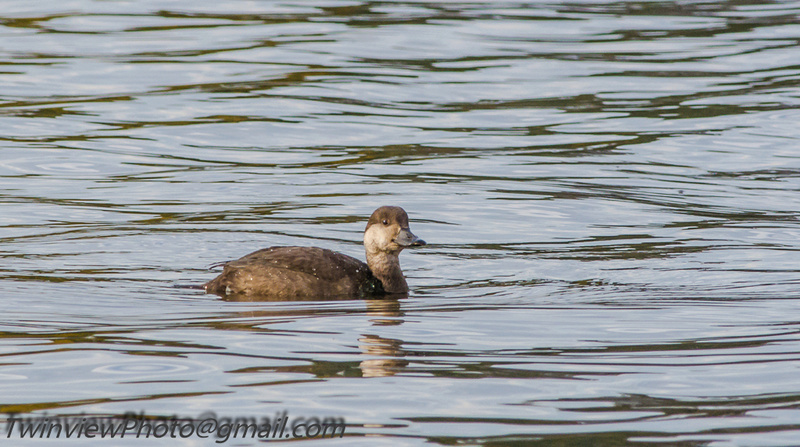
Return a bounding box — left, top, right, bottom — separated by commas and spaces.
364, 206, 426, 255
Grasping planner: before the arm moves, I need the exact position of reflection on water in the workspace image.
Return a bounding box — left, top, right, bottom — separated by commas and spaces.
3, 0, 800, 444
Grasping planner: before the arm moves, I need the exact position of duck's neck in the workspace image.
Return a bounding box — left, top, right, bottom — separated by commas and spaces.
366, 250, 408, 294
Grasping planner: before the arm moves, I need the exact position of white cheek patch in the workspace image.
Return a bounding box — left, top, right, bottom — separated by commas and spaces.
364, 224, 392, 252
364, 225, 380, 250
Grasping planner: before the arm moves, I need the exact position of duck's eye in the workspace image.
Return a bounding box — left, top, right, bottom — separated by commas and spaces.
382, 219, 389, 226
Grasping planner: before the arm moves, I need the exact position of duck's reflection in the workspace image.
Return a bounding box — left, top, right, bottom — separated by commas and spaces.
358, 334, 407, 377
362, 298, 403, 326
220, 294, 409, 377
359, 299, 407, 377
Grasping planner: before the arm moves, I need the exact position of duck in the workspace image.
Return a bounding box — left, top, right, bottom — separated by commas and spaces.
204, 206, 425, 299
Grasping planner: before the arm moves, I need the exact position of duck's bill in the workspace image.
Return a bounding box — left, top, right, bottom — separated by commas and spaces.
395, 228, 426, 247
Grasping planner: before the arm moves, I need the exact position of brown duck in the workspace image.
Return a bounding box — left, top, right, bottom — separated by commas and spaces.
204, 206, 425, 299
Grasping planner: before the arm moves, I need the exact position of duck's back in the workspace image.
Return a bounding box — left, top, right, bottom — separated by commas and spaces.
204, 246, 384, 299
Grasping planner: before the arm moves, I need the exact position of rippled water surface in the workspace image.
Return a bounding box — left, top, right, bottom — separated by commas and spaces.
3, 0, 800, 445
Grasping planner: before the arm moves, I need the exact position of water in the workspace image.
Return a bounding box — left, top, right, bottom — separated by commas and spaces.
2, 0, 800, 445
